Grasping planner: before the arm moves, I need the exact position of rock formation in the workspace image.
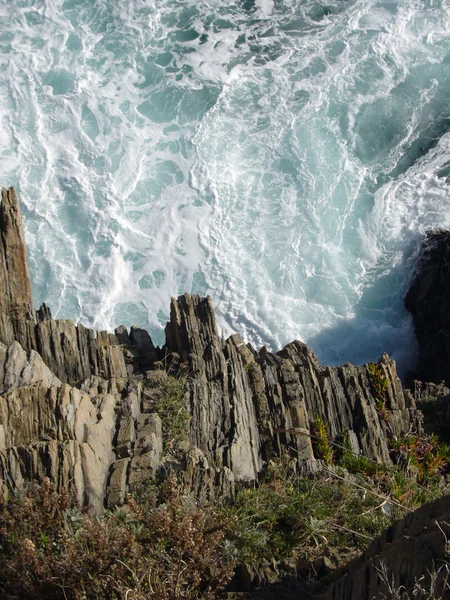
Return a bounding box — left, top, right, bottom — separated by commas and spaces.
405, 229, 450, 386
0, 186, 449, 599
0, 185, 416, 513
319, 493, 450, 600
0, 187, 36, 350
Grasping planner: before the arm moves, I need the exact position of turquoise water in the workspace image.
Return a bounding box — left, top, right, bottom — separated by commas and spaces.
1, 0, 450, 374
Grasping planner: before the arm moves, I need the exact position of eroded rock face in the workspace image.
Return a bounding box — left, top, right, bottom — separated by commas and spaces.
0, 187, 36, 350
0, 340, 117, 513
0, 186, 418, 511
35, 319, 128, 385
405, 230, 450, 386
163, 294, 414, 496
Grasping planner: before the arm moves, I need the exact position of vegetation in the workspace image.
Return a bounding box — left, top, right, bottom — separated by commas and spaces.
337, 429, 380, 476
391, 433, 450, 484
368, 362, 391, 424
221, 458, 448, 568
377, 559, 450, 600
0, 476, 235, 600
312, 415, 334, 465
144, 374, 190, 450
0, 439, 448, 599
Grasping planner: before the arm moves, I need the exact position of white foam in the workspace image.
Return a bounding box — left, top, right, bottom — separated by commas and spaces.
0, 0, 449, 375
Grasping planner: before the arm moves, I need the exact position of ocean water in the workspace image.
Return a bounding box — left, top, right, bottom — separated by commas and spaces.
1, 0, 450, 375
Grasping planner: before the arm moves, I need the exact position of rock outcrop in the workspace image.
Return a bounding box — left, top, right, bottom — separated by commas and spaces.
405, 229, 450, 386
0, 186, 416, 511
0, 187, 36, 351
1, 186, 450, 600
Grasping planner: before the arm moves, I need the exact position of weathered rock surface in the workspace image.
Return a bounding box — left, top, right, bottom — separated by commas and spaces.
405, 229, 450, 386
0, 187, 36, 350
164, 294, 415, 497
0, 186, 417, 511
1, 186, 449, 599
34, 319, 128, 384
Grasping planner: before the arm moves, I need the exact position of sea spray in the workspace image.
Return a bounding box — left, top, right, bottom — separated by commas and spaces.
1, 0, 450, 375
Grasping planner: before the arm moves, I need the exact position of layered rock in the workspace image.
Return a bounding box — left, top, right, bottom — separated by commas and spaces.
0, 186, 416, 512
0, 187, 131, 387
34, 319, 128, 384
0, 187, 36, 350
165, 294, 415, 489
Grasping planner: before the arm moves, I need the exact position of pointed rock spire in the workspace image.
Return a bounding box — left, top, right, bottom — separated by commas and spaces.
0, 187, 36, 349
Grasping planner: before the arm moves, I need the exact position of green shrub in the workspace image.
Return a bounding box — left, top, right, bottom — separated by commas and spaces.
313, 415, 334, 464
337, 430, 381, 476
367, 362, 391, 424
144, 375, 190, 449
221, 465, 397, 565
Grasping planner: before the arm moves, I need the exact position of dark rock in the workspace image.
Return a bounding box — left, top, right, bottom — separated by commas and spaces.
37, 303, 52, 322
115, 325, 130, 346
130, 326, 158, 369
319, 494, 450, 600
405, 230, 450, 386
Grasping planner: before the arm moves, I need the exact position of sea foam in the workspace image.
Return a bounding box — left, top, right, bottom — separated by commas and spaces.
1, 0, 450, 376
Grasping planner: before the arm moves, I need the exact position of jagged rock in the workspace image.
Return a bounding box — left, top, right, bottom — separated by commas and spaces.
405, 230, 450, 386
165, 295, 412, 493
0, 187, 36, 350
0, 380, 116, 513
129, 326, 158, 370
0, 341, 61, 392
165, 295, 263, 490
115, 324, 131, 346
36, 303, 52, 322
35, 319, 127, 385
230, 560, 281, 593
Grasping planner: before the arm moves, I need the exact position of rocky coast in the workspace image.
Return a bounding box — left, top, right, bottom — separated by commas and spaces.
0, 186, 449, 599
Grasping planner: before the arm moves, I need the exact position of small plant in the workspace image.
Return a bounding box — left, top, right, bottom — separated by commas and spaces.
368, 362, 391, 424
300, 516, 329, 549
338, 430, 380, 476
391, 433, 450, 484
377, 559, 450, 599
159, 376, 190, 447
145, 375, 190, 449
313, 415, 334, 464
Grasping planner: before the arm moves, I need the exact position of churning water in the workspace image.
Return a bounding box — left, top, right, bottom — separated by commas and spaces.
1, 0, 450, 374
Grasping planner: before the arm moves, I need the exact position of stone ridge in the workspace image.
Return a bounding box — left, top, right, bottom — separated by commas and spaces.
1, 186, 450, 599
0, 186, 417, 515
319, 494, 450, 600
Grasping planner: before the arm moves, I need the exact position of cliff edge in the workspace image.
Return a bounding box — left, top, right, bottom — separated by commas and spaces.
0, 186, 449, 600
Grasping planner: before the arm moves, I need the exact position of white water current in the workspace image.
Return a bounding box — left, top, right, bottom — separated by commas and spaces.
1, 0, 450, 375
